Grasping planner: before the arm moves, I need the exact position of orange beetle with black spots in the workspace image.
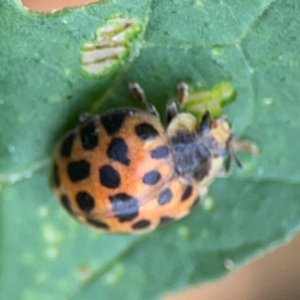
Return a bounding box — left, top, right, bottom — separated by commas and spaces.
51, 82, 240, 233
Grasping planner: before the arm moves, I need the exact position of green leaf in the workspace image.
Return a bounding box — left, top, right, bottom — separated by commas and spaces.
1, 0, 300, 299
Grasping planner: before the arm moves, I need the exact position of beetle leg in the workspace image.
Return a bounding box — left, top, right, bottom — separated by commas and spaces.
128, 82, 159, 117
166, 100, 178, 125
177, 80, 189, 104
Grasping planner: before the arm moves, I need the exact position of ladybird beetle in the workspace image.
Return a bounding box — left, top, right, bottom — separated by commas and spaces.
51, 82, 241, 233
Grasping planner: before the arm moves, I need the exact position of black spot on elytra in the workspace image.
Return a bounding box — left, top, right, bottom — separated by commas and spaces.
99, 165, 121, 188
107, 138, 130, 166
132, 219, 151, 230
52, 163, 60, 187
181, 185, 193, 202
190, 196, 200, 210
135, 122, 158, 140
142, 170, 161, 185
61, 194, 73, 214
76, 191, 95, 212
150, 145, 170, 159
87, 218, 109, 230
101, 110, 128, 135
159, 216, 174, 225
67, 160, 90, 182
109, 193, 139, 222
158, 188, 173, 206
80, 121, 98, 150
60, 132, 76, 157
